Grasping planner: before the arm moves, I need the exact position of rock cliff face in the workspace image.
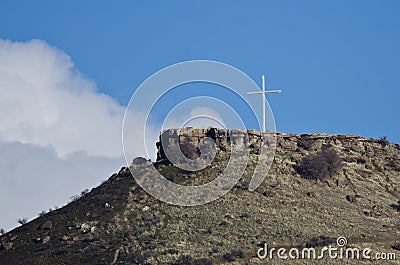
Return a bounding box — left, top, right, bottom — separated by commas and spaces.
156, 128, 268, 161
1, 128, 400, 265
156, 127, 396, 163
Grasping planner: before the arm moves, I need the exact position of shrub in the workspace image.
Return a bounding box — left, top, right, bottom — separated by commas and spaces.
390, 201, 400, 212
303, 235, 336, 248
222, 253, 236, 262
193, 258, 213, 265
173, 255, 213, 265
69, 189, 89, 203
17, 217, 28, 225
296, 149, 343, 180
231, 250, 244, 258
372, 160, 383, 172
222, 250, 244, 262
80, 188, 89, 197
378, 136, 389, 147
125, 251, 146, 264
356, 157, 367, 164
392, 241, 400, 251
38, 210, 47, 217
297, 137, 313, 150
386, 159, 400, 171
69, 194, 81, 202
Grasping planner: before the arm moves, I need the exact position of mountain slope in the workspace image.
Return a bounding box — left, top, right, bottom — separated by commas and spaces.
1, 132, 400, 264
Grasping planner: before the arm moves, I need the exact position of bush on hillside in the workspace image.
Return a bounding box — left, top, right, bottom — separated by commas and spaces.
17, 217, 28, 225
295, 149, 343, 180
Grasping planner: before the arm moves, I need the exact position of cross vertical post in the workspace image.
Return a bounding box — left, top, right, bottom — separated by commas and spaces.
246, 75, 281, 132
261, 75, 266, 132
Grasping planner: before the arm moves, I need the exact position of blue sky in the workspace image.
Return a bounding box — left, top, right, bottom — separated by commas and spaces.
0, 1, 399, 230
1, 0, 399, 141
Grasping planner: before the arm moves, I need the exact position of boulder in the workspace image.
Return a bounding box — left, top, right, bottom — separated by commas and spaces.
132, 157, 149, 165
42, 235, 51, 244
3, 242, 13, 250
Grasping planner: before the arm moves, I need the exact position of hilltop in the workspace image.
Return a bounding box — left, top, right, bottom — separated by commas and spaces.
1, 128, 400, 264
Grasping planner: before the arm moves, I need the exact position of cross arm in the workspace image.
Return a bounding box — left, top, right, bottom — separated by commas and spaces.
246, 90, 282, 95
246, 91, 264, 95
266, 90, 282, 93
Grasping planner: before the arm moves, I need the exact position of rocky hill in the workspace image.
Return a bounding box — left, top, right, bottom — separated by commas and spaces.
1, 128, 400, 264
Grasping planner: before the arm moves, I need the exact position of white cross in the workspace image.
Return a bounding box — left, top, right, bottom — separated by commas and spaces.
246, 75, 281, 132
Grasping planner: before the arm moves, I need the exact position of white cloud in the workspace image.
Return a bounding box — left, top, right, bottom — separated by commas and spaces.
0, 39, 124, 157
162, 107, 227, 130
0, 39, 133, 231
123, 109, 160, 162
184, 107, 227, 128
0, 140, 122, 231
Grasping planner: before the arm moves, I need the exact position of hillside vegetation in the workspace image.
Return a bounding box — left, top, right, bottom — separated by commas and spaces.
1, 132, 400, 264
